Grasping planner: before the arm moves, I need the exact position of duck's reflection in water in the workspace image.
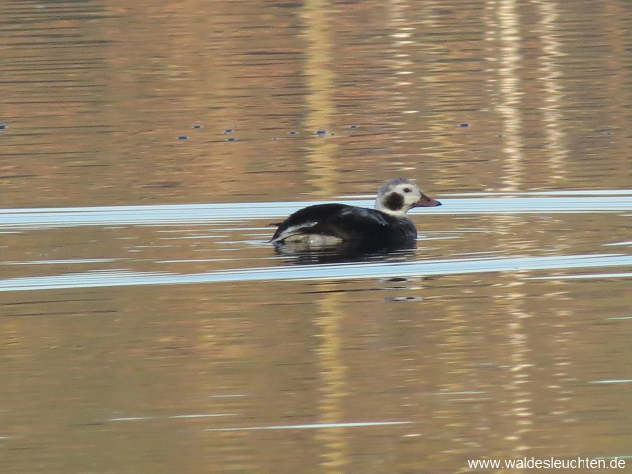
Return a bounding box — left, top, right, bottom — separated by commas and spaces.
274, 240, 418, 265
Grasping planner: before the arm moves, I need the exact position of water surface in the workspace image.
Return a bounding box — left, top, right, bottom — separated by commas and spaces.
1, 1, 632, 473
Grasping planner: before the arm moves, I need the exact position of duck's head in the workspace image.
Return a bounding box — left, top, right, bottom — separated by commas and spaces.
375, 178, 441, 216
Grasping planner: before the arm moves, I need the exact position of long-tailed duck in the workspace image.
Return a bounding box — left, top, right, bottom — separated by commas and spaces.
270, 178, 441, 252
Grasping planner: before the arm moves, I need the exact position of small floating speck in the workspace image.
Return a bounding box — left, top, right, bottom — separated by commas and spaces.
349, 124, 358, 129
330, 132, 335, 136
288, 130, 298, 135
385, 296, 423, 302
316, 129, 327, 135
192, 124, 203, 129
272, 137, 278, 141
177, 135, 189, 140
226, 137, 237, 142
497, 133, 503, 138
0, 123, 7, 130
223, 129, 233, 134
458, 123, 470, 128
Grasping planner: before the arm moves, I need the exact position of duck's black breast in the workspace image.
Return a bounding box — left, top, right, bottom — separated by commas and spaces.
271, 203, 417, 249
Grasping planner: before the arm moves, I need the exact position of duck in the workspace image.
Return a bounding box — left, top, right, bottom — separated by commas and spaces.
270, 178, 441, 252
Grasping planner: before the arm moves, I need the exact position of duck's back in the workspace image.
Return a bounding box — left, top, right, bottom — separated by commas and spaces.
271, 203, 416, 250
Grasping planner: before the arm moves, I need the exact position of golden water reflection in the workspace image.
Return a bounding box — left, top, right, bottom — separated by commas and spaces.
2, 0, 632, 472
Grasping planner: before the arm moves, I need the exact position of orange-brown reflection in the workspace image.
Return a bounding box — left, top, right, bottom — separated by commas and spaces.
535, 0, 568, 184
313, 286, 349, 471
302, 0, 338, 197
495, 0, 524, 192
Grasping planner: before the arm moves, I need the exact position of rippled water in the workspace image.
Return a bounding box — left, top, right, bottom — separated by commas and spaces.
2, 1, 632, 473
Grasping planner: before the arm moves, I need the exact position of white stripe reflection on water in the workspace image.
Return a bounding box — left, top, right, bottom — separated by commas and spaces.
338, 190, 632, 198
588, 380, 632, 385
2, 258, 119, 266
205, 421, 412, 432
1, 195, 632, 230
209, 394, 248, 398
441, 190, 632, 197
526, 272, 632, 280
0, 253, 630, 292
109, 413, 238, 422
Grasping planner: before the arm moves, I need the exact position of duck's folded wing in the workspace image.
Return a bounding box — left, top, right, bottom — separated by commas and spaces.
271, 204, 388, 243
270, 220, 319, 242
325, 206, 389, 240
270, 204, 347, 242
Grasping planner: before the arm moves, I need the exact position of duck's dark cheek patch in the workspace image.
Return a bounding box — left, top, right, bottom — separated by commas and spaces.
384, 192, 404, 211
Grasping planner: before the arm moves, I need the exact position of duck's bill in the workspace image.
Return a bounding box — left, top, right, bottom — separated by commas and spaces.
413, 194, 442, 207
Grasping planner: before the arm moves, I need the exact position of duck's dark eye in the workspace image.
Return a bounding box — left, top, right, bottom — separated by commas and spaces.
403, 187, 412, 193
